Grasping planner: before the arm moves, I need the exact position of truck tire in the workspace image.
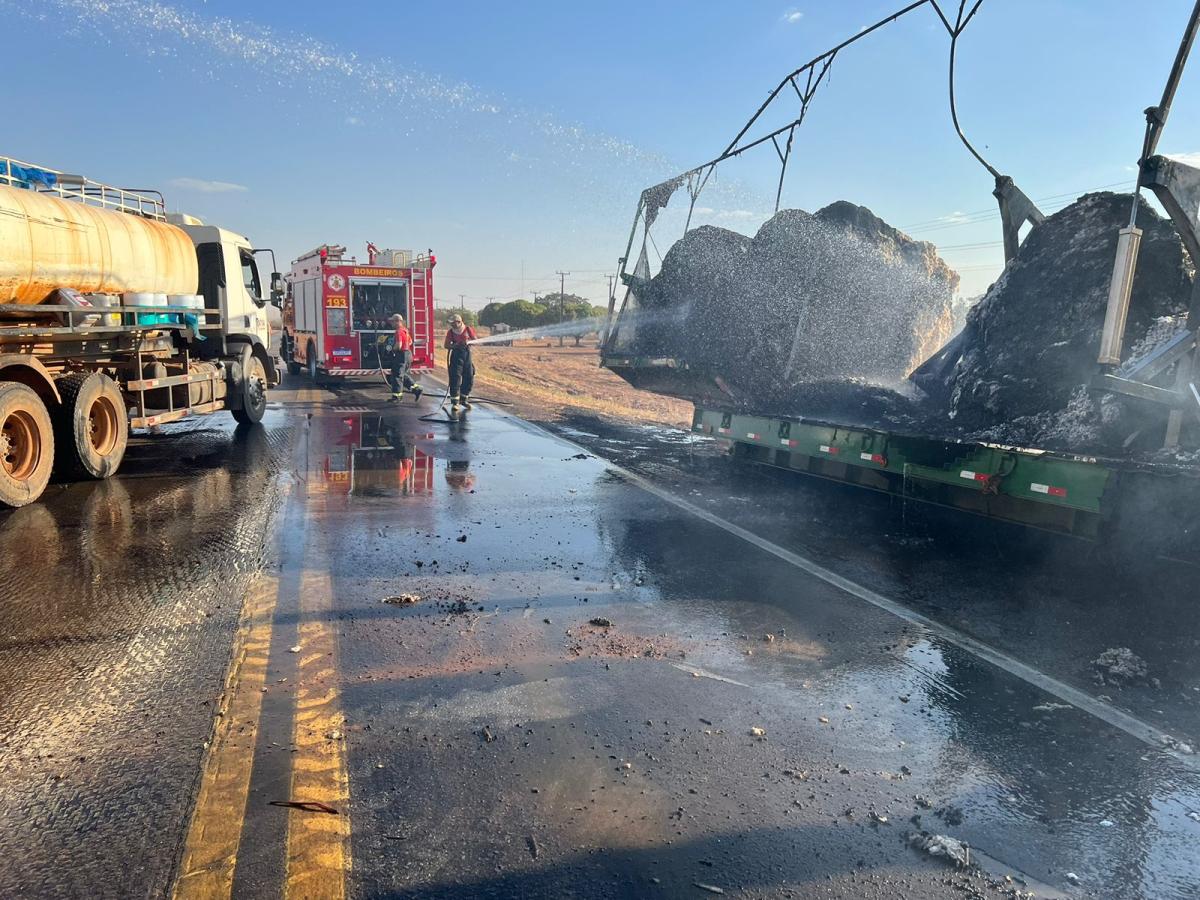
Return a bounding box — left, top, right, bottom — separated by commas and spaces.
284, 334, 301, 376
233, 349, 269, 425
306, 342, 318, 381
0, 382, 55, 507
54, 372, 128, 480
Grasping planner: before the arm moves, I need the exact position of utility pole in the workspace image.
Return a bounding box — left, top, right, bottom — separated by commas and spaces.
458, 293, 466, 311
604, 274, 616, 347
555, 270, 570, 347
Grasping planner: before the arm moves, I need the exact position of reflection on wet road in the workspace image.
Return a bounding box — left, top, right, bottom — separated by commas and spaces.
0, 377, 1197, 899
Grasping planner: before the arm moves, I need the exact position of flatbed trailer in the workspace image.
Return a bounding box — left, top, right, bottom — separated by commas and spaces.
692, 405, 1200, 553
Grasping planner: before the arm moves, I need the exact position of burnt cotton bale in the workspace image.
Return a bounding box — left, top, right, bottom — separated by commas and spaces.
945, 192, 1192, 431
748, 204, 957, 395
655, 225, 752, 362
642, 202, 957, 408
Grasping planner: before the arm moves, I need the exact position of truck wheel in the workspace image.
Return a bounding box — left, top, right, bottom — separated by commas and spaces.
54, 372, 128, 480
0, 382, 55, 507
233, 351, 269, 425
284, 335, 301, 376
306, 342, 318, 381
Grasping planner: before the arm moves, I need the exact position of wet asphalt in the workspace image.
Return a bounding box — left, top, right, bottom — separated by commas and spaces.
0, 375, 1197, 899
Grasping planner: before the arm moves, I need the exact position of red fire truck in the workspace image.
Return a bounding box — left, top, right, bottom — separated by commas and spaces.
281, 243, 435, 379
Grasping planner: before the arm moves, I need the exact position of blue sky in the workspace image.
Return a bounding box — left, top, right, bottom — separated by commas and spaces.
4, 0, 1200, 305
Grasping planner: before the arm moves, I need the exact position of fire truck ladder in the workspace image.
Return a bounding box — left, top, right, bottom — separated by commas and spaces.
410, 267, 431, 353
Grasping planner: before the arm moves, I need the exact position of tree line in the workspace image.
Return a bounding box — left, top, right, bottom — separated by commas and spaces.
475, 294, 607, 329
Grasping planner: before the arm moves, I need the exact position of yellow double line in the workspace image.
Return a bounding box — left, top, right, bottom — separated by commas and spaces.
174, 518, 350, 897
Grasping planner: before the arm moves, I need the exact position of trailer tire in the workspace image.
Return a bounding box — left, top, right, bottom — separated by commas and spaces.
54, 372, 129, 480
0, 382, 55, 507
232, 348, 269, 425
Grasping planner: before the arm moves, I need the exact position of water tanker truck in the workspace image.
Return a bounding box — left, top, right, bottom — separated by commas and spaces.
0, 156, 282, 507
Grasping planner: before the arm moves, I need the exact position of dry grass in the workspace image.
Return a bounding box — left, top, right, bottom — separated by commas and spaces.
429, 340, 691, 428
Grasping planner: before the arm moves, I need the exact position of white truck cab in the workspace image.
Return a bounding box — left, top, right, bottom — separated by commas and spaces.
170, 216, 276, 356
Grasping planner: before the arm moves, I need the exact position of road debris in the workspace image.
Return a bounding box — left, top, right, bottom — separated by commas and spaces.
382, 593, 423, 605
588, 617, 613, 627
288, 645, 301, 653
269, 800, 339, 815
1066, 872, 1081, 885
909, 832, 970, 867
750, 726, 766, 738
694, 883, 725, 895
935, 805, 964, 826
525, 835, 540, 859
1092, 647, 1150, 686
480, 726, 496, 743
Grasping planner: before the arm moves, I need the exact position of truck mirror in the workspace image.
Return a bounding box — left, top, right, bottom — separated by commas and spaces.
270, 272, 284, 300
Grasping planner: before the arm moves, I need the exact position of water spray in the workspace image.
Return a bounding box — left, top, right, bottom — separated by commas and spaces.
469, 316, 607, 346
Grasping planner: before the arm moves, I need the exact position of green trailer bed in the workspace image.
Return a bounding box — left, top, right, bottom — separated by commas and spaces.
693, 406, 1200, 549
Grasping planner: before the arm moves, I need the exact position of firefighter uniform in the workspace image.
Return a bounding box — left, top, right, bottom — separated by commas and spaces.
384, 316, 422, 401
444, 320, 476, 410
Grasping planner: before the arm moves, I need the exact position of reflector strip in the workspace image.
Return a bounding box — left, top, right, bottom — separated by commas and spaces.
819, 445, 839, 455
859, 452, 886, 464
960, 470, 989, 482
1031, 482, 1068, 497
746, 432, 760, 440
718, 427, 731, 435
780, 438, 798, 447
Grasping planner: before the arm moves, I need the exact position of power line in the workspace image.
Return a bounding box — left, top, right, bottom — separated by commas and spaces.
899, 179, 1134, 234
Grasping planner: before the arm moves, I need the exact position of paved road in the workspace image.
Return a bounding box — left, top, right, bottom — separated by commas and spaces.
1, 377, 1197, 899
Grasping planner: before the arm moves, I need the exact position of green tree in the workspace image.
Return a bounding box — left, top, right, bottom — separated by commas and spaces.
498, 299, 549, 329
478, 302, 507, 327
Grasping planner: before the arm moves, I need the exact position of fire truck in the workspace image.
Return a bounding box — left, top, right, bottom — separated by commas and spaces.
281, 243, 435, 379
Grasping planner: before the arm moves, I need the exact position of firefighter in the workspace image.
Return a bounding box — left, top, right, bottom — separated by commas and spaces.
382, 313, 422, 402
444, 313, 476, 412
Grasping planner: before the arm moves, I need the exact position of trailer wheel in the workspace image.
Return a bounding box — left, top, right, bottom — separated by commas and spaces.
0, 382, 55, 507
233, 351, 269, 425
54, 372, 129, 480
306, 342, 318, 381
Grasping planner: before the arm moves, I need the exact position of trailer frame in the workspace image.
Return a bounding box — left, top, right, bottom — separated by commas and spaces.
692, 406, 1200, 547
